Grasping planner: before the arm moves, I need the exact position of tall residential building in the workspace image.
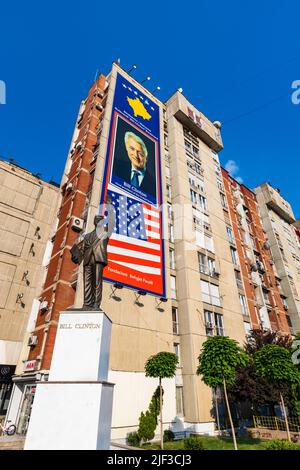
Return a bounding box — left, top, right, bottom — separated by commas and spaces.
5, 63, 294, 441
255, 183, 300, 334
222, 170, 290, 334
0, 159, 60, 417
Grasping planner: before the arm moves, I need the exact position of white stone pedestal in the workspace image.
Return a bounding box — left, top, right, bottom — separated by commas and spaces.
24, 311, 114, 450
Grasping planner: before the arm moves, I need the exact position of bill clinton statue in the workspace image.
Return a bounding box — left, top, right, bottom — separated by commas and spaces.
70, 215, 110, 310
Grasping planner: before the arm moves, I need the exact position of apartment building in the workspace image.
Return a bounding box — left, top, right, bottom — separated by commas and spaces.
222, 170, 290, 334
5, 63, 294, 441
0, 159, 59, 417
255, 183, 300, 334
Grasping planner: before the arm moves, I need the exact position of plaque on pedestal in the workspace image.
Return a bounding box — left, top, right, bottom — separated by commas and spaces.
24, 311, 114, 450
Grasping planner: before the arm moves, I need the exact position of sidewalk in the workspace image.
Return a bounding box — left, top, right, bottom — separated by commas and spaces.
0, 435, 25, 451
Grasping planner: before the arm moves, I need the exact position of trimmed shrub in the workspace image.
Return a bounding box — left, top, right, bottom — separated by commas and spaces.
264, 439, 300, 450
138, 410, 157, 443
127, 432, 141, 447
137, 386, 161, 444
183, 436, 205, 450
163, 429, 175, 442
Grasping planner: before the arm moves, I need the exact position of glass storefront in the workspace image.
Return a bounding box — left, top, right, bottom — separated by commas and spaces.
17, 385, 36, 435
0, 365, 16, 416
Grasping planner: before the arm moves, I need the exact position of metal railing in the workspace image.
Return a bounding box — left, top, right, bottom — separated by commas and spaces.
253, 415, 300, 433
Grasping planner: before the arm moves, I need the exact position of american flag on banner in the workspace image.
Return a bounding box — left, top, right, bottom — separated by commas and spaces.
103, 190, 163, 293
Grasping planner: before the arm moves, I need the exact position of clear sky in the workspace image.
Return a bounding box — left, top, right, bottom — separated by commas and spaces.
0, 1, 299, 216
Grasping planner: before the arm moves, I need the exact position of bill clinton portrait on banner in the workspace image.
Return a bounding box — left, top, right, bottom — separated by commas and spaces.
110, 116, 157, 205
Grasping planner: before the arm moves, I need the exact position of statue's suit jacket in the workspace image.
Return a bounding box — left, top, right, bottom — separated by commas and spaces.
79, 228, 109, 266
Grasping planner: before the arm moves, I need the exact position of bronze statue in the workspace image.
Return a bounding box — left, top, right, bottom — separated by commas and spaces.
70, 215, 110, 310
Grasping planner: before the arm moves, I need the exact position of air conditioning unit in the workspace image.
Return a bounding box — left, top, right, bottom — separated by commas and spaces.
28, 335, 38, 347
96, 103, 103, 111
66, 183, 73, 192
76, 140, 83, 150
283, 305, 288, 311
71, 217, 84, 232
40, 300, 48, 311
212, 268, 220, 277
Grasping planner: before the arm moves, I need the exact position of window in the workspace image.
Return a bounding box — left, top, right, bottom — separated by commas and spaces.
192, 146, 199, 157
217, 179, 224, 191
172, 307, 179, 334
176, 386, 184, 416
250, 235, 256, 250
215, 313, 224, 336
198, 253, 216, 276
167, 203, 173, 220
195, 162, 202, 174
220, 192, 227, 208
198, 252, 207, 274
244, 322, 251, 335
168, 224, 174, 243
230, 247, 239, 265
239, 294, 248, 316
170, 276, 176, 299
204, 310, 214, 336
174, 343, 181, 366
190, 189, 198, 204
166, 184, 172, 199
204, 310, 224, 336
188, 173, 205, 193
226, 226, 234, 244
215, 164, 221, 176
235, 270, 243, 289
169, 249, 175, 270
281, 297, 288, 310
184, 140, 191, 153
201, 280, 221, 306
199, 195, 208, 212
263, 289, 271, 306
207, 257, 215, 274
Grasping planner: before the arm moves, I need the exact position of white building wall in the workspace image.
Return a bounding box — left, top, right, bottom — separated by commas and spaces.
108, 370, 176, 441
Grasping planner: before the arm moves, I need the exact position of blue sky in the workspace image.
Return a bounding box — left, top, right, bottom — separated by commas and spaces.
0, 0, 299, 216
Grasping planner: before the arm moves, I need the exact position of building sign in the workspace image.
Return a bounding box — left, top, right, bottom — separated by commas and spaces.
100, 72, 165, 296
23, 360, 38, 372
187, 107, 203, 128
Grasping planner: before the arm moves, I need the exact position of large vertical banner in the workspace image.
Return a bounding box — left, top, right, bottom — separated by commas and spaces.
100, 73, 165, 297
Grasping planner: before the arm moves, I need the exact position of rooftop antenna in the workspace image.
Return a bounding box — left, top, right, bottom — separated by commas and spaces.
141, 76, 151, 84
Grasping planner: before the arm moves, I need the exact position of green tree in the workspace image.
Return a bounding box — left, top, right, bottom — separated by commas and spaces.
230, 329, 294, 416
197, 336, 249, 450
245, 328, 292, 355
145, 352, 178, 450
254, 344, 300, 441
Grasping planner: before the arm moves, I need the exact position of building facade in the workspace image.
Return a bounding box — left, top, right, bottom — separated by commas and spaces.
222, 170, 290, 334
255, 183, 300, 334
5, 64, 297, 441
0, 160, 59, 418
